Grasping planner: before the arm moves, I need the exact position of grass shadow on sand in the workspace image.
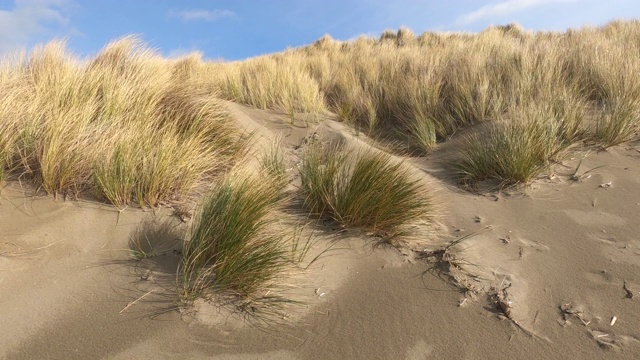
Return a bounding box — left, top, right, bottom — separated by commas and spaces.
97, 218, 186, 319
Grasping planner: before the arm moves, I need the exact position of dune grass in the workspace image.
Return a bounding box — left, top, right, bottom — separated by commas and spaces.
179, 171, 290, 301
299, 144, 433, 239
5, 22, 639, 192
0, 37, 245, 205
259, 135, 288, 192
454, 107, 567, 186
208, 56, 326, 115
203, 21, 640, 185
3, 21, 640, 317
560, 27, 640, 148
594, 96, 640, 148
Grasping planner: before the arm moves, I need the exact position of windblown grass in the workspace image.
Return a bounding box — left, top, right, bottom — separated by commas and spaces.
4, 21, 640, 196
179, 171, 290, 301
455, 105, 569, 186
209, 56, 326, 114
299, 144, 433, 239
560, 27, 640, 148
0, 36, 245, 205
206, 21, 640, 185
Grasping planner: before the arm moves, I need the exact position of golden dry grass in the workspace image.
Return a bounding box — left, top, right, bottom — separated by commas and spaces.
205, 20, 640, 184
0, 36, 245, 205
4, 22, 639, 189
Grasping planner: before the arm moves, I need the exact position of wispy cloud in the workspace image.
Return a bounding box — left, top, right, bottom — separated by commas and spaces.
457, 0, 578, 25
168, 9, 235, 22
0, 0, 74, 53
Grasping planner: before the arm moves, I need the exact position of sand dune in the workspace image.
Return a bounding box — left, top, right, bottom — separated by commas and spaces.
1, 103, 639, 359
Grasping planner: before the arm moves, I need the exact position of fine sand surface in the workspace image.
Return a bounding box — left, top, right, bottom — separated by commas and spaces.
1, 102, 640, 360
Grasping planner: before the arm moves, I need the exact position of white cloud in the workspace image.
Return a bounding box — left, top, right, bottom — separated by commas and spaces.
0, 0, 73, 53
457, 0, 578, 25
168, 9, 235, 22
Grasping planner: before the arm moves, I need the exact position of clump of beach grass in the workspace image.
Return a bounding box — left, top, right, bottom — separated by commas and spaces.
560, 30, 640, 147
454, 105, 569, 187
0, 36, 245, 206
299, 144, 433, 239
594, 95, 640, 148
209, 55, 326, 115
178, 171, 291, 302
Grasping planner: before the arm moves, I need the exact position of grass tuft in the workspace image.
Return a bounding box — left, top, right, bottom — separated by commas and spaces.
455, 106, 568, 186
299, 144, 433, 238
594, 95, 640, 148
179, 172, 289, 300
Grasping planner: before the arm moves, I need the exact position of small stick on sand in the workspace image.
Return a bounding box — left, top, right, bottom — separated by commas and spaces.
115, 206, 128, 227
120, 290, 154, 314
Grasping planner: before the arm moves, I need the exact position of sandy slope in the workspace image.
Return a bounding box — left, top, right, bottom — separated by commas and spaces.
1, 102, 639, 360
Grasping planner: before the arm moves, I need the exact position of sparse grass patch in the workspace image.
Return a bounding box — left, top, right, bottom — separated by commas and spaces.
128, 220, 180, 261
259, 135, 288, 191
299, 144, 433, 239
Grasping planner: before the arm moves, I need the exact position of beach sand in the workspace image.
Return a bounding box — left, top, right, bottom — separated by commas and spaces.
1, 102, 639, 359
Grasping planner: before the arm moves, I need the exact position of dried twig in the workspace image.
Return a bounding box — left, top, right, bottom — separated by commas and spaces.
120, 290, 154, 314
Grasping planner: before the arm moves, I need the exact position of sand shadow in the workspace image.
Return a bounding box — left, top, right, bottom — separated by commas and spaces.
95, 218, 186, 319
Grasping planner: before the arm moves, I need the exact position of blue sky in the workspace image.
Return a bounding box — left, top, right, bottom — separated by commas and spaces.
1, 0, 640, 60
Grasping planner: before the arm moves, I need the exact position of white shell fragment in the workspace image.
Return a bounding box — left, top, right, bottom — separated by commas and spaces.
610, 316, 617, 326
